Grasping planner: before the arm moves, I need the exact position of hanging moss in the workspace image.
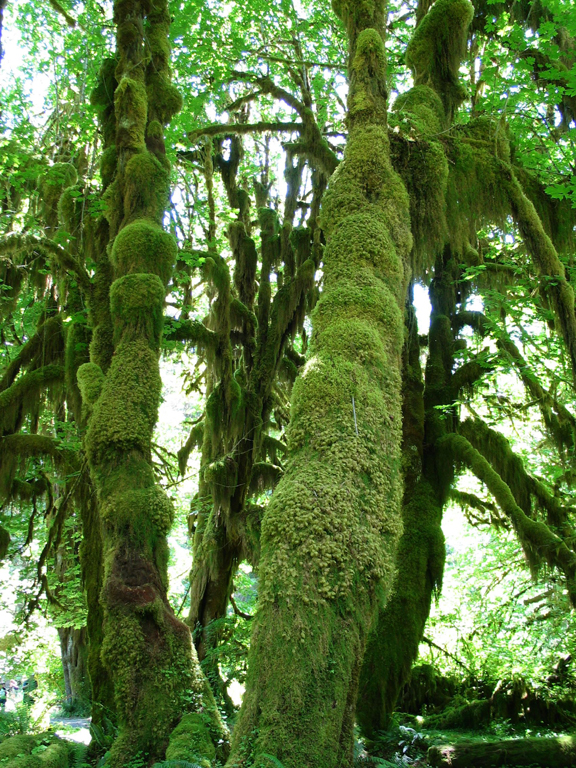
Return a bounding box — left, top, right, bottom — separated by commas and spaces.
406, 0, 474, 123
39, 163, 78, 222
444, 119, 511, 252
514, 166, 575, 255
504, 168, 576, 384
111, 219, 177, 285
441, 432, 576, 602
390, 130, 448, 270
146, 74, 183, 125
0, 364, 65, 434
57, 184, 84, 235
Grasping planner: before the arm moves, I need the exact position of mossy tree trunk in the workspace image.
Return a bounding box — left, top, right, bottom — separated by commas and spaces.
58, 627, 90, 710
79, 1, 226, 764
226, 1, 412, 765
357, 0, 475, 735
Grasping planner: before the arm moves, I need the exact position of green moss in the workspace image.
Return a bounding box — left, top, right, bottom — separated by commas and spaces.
57, 184, 84, 235
123, 151, 169, 224
102, 178, 122, 236
406, 0, 474, 122
111, 219, 176, 285
110, 273, 165, 347
394, 85, 445, 136
441, 432, 576, 602
146, 119, 163, 142
40, 163, 78, 222
0, 734, 71, 767
349, 28, 387, 120
100, 145, 117, 189
390, 130, 448, 269
86, 338, 161, 464
101, 483, 174, 542
164, 713, 215, 765
444, 119, 511, 252
114, 77, 147, 151
146, 74, 182, 124
77, 361, 105, 410
358, 481, 444, 737
90, 58, 117, 112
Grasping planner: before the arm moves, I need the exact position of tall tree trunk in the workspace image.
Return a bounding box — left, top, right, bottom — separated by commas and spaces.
226, 2, 412, 765
79, 1, 226, 764
356, 0, 474, 735
357, 251, 459, 736
58, 627, 90, 710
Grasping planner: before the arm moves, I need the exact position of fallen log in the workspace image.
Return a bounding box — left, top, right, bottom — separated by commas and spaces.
428, 735, 576, 768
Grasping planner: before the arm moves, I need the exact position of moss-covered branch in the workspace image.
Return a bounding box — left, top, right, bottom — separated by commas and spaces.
0, 235, 92, 294
504, 167, 576, 385
0, 315, 64, 392
187, 121, 303, 141
0, 364, 65, 434
165, 318, 218, 347
440, 432, 576, 603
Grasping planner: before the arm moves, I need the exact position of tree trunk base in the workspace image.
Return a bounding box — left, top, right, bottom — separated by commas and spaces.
428, 735, 576, 768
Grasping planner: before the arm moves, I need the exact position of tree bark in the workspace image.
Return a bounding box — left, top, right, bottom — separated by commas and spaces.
226, 1, 412, 765
58, 626, 90, 709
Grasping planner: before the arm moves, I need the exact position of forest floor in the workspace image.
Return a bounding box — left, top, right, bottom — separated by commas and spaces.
49, 713, 91, 744
364, 715, 576, 767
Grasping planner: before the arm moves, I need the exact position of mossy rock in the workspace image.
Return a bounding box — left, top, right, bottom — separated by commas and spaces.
0, 733, 71, 767
164, 713, 215, 766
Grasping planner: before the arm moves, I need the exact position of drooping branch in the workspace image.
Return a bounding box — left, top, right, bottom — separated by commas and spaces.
0, 315, 64, 392
47, 0, 77, 26
459, 417, 576, 537
454, 310, 576, 453
186, 121, 303, 141
503, 167, 576, 386
0, 234, 92, 294
440, 432, 576, 603
0, 364, 65, 433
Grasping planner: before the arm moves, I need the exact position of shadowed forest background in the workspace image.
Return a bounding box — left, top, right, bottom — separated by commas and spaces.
1, 0, 576, 766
